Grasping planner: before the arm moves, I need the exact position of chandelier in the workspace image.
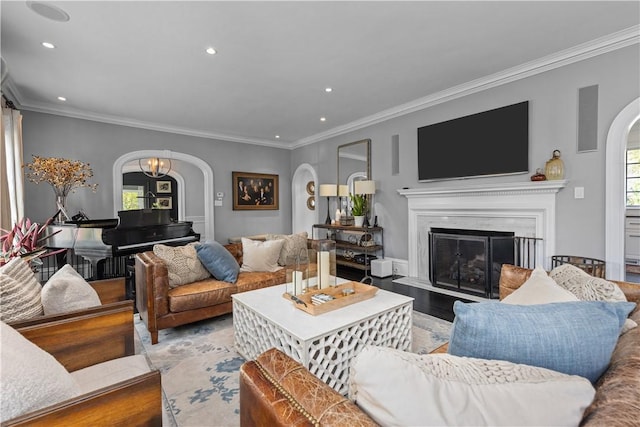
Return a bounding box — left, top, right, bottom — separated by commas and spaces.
139, 157, 171, 178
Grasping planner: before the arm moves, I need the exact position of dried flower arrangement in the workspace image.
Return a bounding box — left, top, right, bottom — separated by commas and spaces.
0, 217, 63, 267
24, 155, 98, 198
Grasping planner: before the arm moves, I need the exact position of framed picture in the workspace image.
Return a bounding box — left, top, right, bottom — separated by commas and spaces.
233, 171, 279, 210
156, 181, 172, 193
155, 197, 172, 209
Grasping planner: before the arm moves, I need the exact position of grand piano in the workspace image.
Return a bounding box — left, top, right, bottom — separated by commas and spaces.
45, 209, 200, 280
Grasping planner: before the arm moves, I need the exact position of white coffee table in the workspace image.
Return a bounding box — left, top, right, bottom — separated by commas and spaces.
232, 281, 414, 394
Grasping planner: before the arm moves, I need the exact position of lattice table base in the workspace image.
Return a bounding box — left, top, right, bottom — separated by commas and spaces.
233, 294, 412, 395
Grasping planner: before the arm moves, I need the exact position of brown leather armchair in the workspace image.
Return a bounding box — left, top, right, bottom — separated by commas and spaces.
3, 299, 162, 426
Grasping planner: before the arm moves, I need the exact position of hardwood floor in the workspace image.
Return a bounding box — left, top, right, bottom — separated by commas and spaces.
338, 267, 472, 322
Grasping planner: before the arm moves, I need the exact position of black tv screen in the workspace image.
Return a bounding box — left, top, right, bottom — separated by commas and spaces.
417, 101, 529, 181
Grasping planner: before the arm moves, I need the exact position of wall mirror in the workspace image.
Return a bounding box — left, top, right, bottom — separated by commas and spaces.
337, 139, 371, 195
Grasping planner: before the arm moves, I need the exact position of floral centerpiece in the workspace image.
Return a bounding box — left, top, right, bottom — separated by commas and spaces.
24, 155, 98, 222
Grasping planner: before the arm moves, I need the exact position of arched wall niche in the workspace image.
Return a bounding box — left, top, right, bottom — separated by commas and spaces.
113, 150, 215, 241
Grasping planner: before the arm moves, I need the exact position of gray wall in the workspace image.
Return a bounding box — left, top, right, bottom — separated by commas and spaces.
21, 112, 292, 244
20, 45, 639, 257
293, 45, 640, 261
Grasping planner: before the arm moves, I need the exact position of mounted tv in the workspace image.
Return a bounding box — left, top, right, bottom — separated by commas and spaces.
417, 101, 529, 181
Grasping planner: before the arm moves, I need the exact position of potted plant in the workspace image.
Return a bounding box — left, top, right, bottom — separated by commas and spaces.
349, 193, 366, 227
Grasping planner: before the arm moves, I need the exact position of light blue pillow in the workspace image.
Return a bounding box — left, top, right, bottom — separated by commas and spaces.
195, 242, 239, 283
448, 300, 636, 383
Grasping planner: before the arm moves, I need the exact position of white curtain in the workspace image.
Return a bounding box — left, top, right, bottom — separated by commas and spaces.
1, 98, 24, 230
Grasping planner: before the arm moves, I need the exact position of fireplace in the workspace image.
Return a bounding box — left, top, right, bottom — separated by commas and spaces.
429, 228, 514, 299
397, 181, 566, 300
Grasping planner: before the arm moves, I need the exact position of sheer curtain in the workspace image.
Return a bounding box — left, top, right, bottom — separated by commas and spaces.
1, 97, 24, 231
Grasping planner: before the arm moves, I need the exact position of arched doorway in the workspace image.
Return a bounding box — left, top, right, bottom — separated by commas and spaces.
291, 163, 318, 235
113, 150, 215, 241
605, 97, 640, 280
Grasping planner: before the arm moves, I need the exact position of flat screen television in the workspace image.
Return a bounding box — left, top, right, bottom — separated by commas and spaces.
417, 101, 529, 181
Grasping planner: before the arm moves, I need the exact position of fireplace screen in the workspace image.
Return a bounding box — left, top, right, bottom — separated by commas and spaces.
429, 228, 514, 299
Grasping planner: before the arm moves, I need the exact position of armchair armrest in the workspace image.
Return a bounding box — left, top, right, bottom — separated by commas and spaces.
2, 370, 162, 427
90, 277, 127, 304
13, 301, 135, 372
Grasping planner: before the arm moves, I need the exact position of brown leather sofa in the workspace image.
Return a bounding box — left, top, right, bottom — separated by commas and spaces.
239, 264, 640, 426
135, 242, 286, 344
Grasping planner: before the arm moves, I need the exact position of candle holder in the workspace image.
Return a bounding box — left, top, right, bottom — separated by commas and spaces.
309, 240, 336, 290
285, 250, 309, 296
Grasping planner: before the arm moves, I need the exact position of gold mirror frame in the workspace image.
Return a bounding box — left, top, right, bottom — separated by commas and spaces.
306, 196, 316, 210
337, 139, 371, 189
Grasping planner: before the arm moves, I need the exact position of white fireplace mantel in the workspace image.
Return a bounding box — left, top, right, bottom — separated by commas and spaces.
397, 180, 567, 293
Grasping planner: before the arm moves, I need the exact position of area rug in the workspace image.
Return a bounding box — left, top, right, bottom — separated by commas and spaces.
134, 311, 452, 427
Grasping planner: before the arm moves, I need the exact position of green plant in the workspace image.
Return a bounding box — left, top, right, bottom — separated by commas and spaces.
349, 193, 366, 216
0, 217, 63, 267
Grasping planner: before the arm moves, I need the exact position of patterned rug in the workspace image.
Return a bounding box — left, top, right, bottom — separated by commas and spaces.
134, 310, 452, 427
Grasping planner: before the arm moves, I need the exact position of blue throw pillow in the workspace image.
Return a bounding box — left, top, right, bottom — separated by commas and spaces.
195, 242, 240, 283
448, 300, 636, 383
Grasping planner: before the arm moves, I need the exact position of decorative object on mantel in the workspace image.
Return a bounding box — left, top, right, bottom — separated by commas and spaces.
531, 168, 547, 181
139, 156, 171, 178
545, 149, 565, 180
24, 156, 98, 223
0, 217, 63, 267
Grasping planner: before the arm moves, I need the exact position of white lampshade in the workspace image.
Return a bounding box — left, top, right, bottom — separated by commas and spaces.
355, 180, 376, 195
319, 184, 337, 197
338, 184, 349, 197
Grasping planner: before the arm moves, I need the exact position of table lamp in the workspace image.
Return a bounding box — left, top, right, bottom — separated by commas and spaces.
354, 180, 376, 227
337, 184, 349, 220
319, 184, 337, 224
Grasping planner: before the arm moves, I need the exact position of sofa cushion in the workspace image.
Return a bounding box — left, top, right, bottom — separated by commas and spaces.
448, 300, 636, 382
195, 241, 239, 283
239, 237, 284, 273
71, 354, 151, 394
0, 321, 81, 422
349, 346, 595, 427
265, 232, 308, 266
153, 243, 210, 288
168, 278, 236, 312
0, 257, 44, 322
502, 265, 578, 305
551, 263, 637, 332
41, 264, 102, 315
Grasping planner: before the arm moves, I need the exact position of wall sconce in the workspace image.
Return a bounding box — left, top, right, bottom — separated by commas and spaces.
319, 184, 337, 225
139, 157, 172, 178
355, 180, 376, 227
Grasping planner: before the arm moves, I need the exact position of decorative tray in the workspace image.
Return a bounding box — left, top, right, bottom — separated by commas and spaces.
283, 281, 378, 315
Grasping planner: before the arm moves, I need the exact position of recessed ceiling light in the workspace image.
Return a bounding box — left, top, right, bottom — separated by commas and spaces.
205, 47, 217, 55
275, 135, 280, 139
57, 96, 66, 101
325, 87, 332, 93
320, 117, 326, 122
27, 1, 70, 22
41, 42, 55, 49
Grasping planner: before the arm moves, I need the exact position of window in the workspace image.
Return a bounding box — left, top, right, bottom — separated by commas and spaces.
628, 147, 640, 206
122, 185, 145, 210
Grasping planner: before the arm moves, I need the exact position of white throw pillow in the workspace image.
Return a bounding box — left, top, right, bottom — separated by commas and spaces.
0, 321, 81, 422
265, 232, 308, 266
153, 243, 211, 288
41, 264, 102, 315
550, 263, 637, 332
0, 258, 44, 322
239, 237, 284, 273
502, 265, 578, 305
348, 346, 595, 427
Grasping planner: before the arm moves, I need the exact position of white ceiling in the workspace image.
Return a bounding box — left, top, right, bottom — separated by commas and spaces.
1, 1, 639, 149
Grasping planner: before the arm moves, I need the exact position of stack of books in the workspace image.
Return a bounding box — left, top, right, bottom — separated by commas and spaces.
311, 293, 335, 306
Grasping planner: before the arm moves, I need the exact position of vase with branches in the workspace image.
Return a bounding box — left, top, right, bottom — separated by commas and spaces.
24, 155, 98, 222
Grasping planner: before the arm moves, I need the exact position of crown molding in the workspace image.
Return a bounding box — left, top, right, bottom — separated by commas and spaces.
292, 25, 640, 148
